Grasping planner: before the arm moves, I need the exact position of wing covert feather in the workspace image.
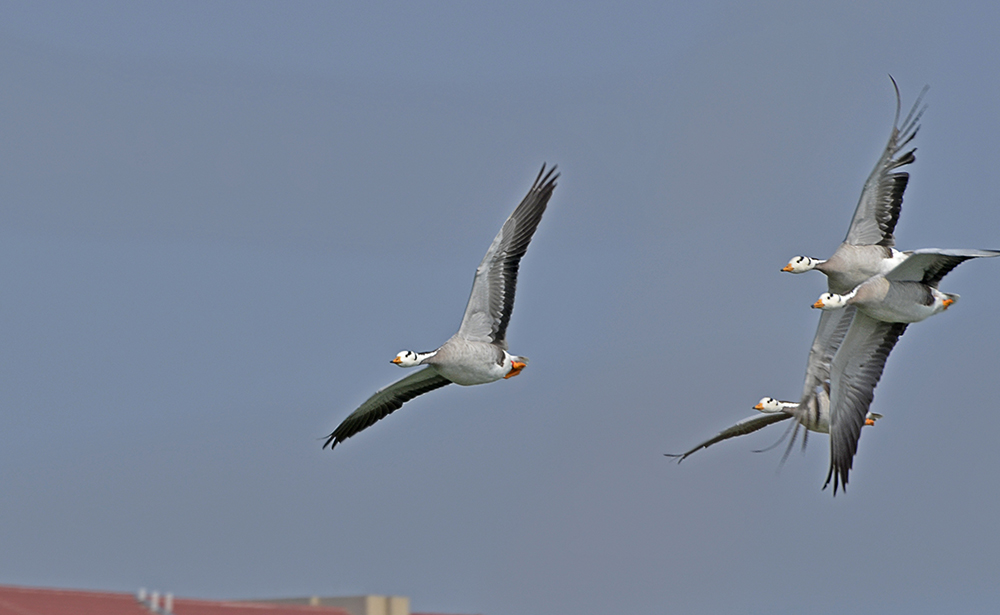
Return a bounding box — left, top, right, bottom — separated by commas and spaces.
885, 248, 1000, 286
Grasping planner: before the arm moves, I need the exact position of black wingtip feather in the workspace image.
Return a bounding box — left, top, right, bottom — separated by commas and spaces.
490, 164, 559, 345
323, 375, 451, 451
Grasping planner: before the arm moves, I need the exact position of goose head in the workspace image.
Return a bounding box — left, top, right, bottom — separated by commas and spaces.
812, 292, 849, 310
782, 256, 819, 274
754, 397, 785, 413
391, 350, 422, 367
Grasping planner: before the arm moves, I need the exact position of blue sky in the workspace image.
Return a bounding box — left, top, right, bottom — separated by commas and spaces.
2, 2, 1000, 614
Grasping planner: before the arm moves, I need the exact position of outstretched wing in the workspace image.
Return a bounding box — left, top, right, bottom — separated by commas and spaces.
825, 311, 907, 494
800, 306, 856, 402
456, 165, 558, 349
844, 78, 927, 247
885, 248, 1000, 287
324, 367, 452, 450
665, 412, 794, 462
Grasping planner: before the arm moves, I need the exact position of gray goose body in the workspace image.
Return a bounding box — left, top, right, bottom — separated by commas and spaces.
422, 339, 510, 386
816, 244, 904, 295
814, 248, 1000, 492
783, 78, 926, 292
324, 165, 558, 450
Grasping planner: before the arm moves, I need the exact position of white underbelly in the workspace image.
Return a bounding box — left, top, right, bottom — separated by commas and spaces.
434, 361, 508, 386
859, 302, 936, 324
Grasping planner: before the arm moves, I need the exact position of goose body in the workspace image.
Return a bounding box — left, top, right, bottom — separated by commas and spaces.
813, 248, 1000, 492
324, 165, 558, 450
415, 343, 519, 386
804, 245, 909, 295
783, 78, 926, 294
822, 277, 952, 323
813, 249, 1000, 323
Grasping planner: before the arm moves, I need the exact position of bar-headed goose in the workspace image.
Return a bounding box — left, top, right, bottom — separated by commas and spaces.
813, 248, 1000, 493
668, 278, 863, 462
665, 399, 795, 462
324, 165, 558, 450
782, 78, 927, 294
665, 393, 881, 462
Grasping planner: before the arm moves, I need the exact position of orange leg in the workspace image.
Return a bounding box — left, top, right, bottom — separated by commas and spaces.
505, 361, 526, 379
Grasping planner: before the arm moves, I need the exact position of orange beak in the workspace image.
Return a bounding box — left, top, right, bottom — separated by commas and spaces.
812, 299, 825, 309
753, 403, 764, 410
391, 357, 402, 364
782, 265, 794, 272
504, 360, 526, 379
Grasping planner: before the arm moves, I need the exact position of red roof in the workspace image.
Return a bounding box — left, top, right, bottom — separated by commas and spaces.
0, 586, 351, 615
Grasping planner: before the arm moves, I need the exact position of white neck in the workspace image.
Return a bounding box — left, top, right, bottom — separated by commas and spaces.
413, 350, 438, 364
394, 349, 439, 367
820, 288, 856, 310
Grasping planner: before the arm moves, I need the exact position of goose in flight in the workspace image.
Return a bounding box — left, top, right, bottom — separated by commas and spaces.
665, 394, 881, 462
782, 78, 927, 295
813, 248, 1000, 493
323, 165, 558, 450
668, 263, 874, 463
669, 273, 870, 463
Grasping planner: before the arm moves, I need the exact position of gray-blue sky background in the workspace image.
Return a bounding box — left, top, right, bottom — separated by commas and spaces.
2, 2, 999, 614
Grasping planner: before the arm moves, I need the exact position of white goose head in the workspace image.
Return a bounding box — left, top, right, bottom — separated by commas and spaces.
812, 292, 849, 310
782, 256, 820, 274
391, 350, 423, 367
754, 397, 785, 413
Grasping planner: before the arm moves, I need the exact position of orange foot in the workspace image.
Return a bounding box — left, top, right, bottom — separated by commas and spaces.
942, 298, 955, 310
504, 361, 526, 379
864, 418, 876, 426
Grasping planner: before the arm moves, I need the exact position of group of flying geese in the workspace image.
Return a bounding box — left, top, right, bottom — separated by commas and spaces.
323, 78, 997, 495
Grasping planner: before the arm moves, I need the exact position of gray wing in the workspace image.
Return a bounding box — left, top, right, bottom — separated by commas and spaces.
825, 310, 907, 494
456, 165, 558, 348
324, 366, 452, 450
843, 78, 927, 247
800, 306, 856, 402
885, 248, 1000, 287
665, 412, 794, 462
